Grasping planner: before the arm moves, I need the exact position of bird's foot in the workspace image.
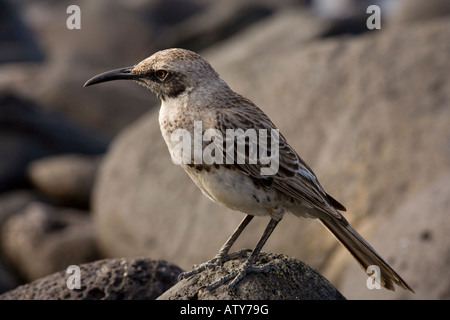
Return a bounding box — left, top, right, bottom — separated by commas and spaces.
200, 256, 279, 291
178, 261, 219, 281
178, 249, 252, 281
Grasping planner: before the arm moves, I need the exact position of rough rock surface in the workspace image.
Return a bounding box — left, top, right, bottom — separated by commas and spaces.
158, 251, 345, 300
0, 258, 183, 300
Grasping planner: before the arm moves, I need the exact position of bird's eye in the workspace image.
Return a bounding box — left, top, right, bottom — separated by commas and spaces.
156, 70, 168, 80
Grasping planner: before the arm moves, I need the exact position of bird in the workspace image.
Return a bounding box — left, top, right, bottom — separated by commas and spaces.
84, 48, 413, 292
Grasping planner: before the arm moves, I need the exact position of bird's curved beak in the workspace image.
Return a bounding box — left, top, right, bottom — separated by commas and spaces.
84, 66, 139, 87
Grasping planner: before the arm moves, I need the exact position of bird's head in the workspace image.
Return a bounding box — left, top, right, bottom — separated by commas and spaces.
84, 48, 222, 101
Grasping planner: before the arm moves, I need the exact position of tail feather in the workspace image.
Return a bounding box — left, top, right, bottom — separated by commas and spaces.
320, 217, 414, 292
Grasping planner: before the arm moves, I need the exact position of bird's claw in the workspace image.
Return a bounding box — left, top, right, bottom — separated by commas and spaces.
200, 260, 280, 291
178, 260, 220, 281
178, 249, 253, 282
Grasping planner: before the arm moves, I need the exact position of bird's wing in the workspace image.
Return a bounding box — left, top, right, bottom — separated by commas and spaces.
217, 97, 346, 217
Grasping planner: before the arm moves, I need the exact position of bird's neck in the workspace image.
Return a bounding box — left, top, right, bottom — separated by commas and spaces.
158, 87, 221, 154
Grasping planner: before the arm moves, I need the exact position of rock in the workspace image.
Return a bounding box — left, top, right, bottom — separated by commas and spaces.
0, 92, 108, 192
0, 190, 47, 293
0, 0, 44, 63
0, 258, 183, 300
0, 257, 20, 294
310, 0, 394, 37
93, 16, 450, 297
159, 1, 277, 53
158, 251, 345, 300
339, 173, 450, 300
27, 154, 102, 209
0, 189, 47, 227
1, 202, 98, 281
0, 191, 44, 293
203, 8, 332, 67
388, 0, 450, 25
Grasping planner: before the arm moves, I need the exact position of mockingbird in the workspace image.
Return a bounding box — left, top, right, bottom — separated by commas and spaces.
85, 48, 413, 292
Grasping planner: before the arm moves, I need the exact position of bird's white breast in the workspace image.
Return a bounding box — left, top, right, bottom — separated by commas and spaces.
182, 164, 277, 217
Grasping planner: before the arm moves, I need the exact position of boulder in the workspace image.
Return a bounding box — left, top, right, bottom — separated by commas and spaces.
158, 251, 345, 300
0, 0, 43, 63
1, 202, 98, 281
388, 0, 450, 25
203, 8, 332, 67
339, 173, 450, 299
0, 257, 183, 300
0, 257, 19, 295
158, 1, 277, 53
0, 189, 47, 227
27, 154, 102, 208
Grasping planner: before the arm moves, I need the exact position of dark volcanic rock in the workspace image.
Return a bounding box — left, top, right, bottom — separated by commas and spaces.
158, 251, 345, 300
0, 258, 183, 300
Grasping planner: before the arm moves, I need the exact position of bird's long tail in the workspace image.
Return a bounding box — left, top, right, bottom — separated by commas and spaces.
320, 216, 414, 292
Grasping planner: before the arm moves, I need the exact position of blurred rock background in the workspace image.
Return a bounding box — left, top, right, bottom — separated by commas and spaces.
0, 0, 449, 299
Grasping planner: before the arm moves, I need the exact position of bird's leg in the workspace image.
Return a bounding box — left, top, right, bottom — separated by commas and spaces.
202, 218, 280, 291
212, 215, 254, 263
178, 215, 254, 280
